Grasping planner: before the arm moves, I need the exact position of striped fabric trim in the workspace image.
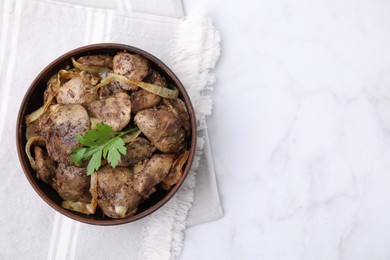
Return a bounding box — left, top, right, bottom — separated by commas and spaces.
116, 0, 132, 11
0, 0, 22, 142
46, 7, 114, 260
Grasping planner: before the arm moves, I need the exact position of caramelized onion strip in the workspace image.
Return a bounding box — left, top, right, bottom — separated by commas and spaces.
162, 150, 190, 189
25, 136, 46, 170
96, 73, 179, 99
61, 172, 98, 215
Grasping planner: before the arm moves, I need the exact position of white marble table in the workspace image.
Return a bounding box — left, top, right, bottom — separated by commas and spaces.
182, 0, 390, 259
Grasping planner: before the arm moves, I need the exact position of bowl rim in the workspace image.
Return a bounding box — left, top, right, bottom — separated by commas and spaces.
16, 43, 197, 225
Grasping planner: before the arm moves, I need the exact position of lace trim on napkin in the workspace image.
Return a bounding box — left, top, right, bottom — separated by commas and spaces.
139, 10, 221, 260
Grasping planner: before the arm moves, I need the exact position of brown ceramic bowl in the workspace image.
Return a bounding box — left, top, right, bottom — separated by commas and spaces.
16, 43, 196, 225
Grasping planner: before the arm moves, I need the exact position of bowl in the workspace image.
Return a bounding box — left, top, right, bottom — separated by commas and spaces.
16, 43, 196, 225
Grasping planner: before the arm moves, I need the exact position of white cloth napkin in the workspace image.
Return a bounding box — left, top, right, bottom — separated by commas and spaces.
0, 0, 222, 259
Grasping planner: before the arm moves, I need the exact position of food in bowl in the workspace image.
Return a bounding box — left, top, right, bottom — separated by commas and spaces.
24, 51, 192, 219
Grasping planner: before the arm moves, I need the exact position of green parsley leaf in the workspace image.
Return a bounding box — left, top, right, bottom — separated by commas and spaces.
71, 124, 138, 175
71, 147, 87, 165
77, 123, 116, 146
103, 137, 126, 168
87, 149, 102, 175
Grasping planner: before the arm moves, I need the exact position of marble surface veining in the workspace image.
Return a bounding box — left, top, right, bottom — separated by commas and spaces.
183, 0, 390, 259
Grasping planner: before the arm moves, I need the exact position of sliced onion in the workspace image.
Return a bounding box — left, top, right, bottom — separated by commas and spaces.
25, 95, 54, 124
122, 129, 141, 143
61, 172, 98, 215
50, 69, 78, 93
89, 172, 98, 211
72, 57, 110, 77
25, 136, 46, 170
96, 73, 179, 99
95, 73, 128, 89
130, 79, 179, 99
162, 150, 190, 189
49, 104, 61, 113
114, 205, 129, 218
90, 117, 102, 130
26, 68, 79, 124
58, 69, 79, 81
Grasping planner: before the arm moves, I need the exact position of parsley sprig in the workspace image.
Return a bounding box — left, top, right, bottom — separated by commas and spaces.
71, 124, 138, 175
